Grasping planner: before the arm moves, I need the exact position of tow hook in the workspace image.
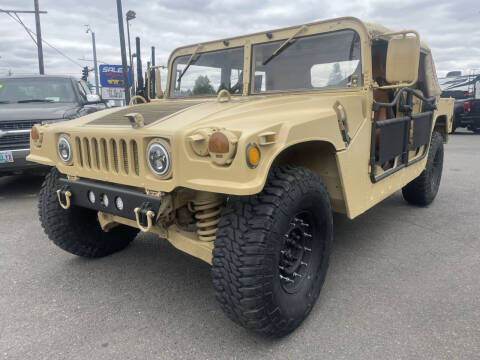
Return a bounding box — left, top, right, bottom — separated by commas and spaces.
56, 186, 72, 210
134, 202, 156, 232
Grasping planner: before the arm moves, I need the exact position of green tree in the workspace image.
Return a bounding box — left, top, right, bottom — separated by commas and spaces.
327, 63, 343, 86
192, 75, 215, 95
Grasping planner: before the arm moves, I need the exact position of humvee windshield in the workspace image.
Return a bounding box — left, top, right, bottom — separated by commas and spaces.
251, 30, 362, 93
170, 47, 244, 98
169, 29, 362, 98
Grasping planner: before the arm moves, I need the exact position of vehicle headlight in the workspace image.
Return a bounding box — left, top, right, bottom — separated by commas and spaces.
57, 136, 72, 162
147, 141, 170, 176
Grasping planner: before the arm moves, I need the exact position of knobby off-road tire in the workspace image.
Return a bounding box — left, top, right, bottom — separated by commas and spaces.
39, 167, 138, 258
212, 166, 333, 337
402, 131, 444, 206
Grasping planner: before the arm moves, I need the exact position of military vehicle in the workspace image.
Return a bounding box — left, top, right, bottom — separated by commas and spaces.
28, 17, 453, 337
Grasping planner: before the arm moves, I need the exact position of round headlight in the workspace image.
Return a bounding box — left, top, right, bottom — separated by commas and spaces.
57, 136, 72, 162
147, 142, 170, 176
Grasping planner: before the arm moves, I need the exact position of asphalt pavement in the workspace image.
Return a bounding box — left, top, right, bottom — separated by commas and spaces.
0, 131, 479, 360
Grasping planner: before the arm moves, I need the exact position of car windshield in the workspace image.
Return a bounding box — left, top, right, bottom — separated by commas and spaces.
0, 77, 76, 104
251, 30, 362, 93
169, 47, 244, 98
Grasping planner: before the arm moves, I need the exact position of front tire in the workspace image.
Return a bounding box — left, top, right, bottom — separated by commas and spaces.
402, 131, 444, 206
39, 168, 138, 258
212, 166, 333, 337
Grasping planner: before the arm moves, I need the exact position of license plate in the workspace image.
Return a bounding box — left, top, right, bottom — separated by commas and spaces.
0, 151, 14, 163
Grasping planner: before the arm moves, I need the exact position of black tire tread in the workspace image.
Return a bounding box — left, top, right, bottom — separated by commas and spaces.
211, 166, 332, 337
402, 131, 443, 206
39, 168, 138, 258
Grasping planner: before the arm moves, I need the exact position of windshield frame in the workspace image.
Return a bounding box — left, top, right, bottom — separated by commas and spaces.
168, 46, 245, 99
249, 29, 363, 95
165, 18, 370, 99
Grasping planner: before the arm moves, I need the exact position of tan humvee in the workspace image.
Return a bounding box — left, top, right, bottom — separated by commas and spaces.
28, 17, 453, 337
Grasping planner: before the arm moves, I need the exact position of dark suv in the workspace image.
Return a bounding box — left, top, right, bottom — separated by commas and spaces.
439, 73, 480, 133
0, 75, 106, 176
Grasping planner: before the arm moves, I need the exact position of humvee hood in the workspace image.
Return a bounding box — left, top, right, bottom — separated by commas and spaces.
78, 94, 342, 132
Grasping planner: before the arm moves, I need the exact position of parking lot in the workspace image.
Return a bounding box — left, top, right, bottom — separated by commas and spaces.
0, 132, 478, 360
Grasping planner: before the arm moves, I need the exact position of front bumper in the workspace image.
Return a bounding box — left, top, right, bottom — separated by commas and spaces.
57, 178, 162, 226
0, 148, 45, 174
458, 114, 480, 128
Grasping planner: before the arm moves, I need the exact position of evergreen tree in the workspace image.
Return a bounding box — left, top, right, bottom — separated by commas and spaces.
193, 75, 215, 95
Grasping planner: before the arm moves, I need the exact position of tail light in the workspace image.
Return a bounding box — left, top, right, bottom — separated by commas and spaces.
464, 101, 471, 113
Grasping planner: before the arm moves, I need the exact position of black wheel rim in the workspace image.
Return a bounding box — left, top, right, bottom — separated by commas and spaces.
278, 212, 314, 294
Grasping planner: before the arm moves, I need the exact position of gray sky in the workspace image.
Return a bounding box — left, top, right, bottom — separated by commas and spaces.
0, 0, 479, 79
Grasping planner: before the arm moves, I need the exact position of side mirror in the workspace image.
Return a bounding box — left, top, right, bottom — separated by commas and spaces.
384, 32, 420, 87
86, 94, 101, 104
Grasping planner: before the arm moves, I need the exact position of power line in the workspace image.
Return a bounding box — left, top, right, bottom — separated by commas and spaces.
0, 8, 83, 69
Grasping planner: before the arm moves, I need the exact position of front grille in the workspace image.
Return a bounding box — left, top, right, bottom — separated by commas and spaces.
0, 120, 38, 131
0, 133, 30, 150
0, 120, 38, 150
74, 136, 140, 176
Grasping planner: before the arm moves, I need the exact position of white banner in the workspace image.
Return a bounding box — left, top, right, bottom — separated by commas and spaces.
101, 87, 125, 100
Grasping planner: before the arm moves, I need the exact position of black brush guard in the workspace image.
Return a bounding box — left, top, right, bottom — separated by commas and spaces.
56, 178, 162, 228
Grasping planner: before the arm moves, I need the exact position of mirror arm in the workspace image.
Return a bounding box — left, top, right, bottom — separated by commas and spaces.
146, 65, 167, 100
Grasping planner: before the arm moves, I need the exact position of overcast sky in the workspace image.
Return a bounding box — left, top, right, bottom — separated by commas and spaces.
1, 0, 479, 79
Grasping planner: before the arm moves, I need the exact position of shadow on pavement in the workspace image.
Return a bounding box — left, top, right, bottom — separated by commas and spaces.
0, 174, 44, 198
49, 195, 405, 345
451, 131, 477, 136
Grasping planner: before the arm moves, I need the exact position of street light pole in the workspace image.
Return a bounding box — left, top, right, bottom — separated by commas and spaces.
85, 26, 100, 95
116, 0, 130, 105
33, 0, 45, 74
126, 10, 136, 97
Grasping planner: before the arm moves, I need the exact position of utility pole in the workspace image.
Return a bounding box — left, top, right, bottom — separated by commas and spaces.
0, 5, 47, 74
151, 46, 155, 99
135, 36, 144, 96
115, 0, 130, 104
85, 26, 100, 95
33, 0, 44, 74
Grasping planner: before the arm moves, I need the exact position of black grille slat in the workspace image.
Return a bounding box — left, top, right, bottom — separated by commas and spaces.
0, 133, 30, 150
0, 120, 39, 131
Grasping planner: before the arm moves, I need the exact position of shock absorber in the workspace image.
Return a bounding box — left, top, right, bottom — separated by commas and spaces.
189, 198, 224, 241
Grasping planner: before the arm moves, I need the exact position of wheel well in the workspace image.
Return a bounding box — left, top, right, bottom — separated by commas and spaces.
272, 141, 346, 213
434, 115, 448, 142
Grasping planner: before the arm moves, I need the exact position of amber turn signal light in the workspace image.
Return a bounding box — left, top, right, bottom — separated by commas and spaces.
246, 143, 260, 168
31, 125, 40, 140
208, 131, 229, 154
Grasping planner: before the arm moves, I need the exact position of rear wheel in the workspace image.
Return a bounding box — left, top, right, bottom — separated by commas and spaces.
212, 166, 333, 337
402, 131, 443, 206
39, 168, 138, 258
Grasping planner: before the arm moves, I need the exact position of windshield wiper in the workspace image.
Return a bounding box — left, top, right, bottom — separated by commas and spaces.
262, 25, 308, 66
0, 101, 10, 104
177, 44, 203, 84
17, 99, 54, 103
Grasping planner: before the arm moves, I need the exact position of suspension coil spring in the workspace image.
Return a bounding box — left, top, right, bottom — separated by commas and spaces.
188, 199, 224, 241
